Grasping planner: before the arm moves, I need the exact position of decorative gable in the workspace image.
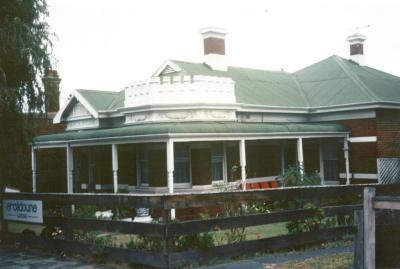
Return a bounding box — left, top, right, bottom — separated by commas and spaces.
65, 102, 92, 121
160, 65, 178, 75
152, 60, 182, 77
64, 101, 99, 131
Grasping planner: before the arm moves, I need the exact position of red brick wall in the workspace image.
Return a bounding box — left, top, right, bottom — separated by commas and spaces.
148, 148, 167, 187
349, 143, 377, 173
336, 118, 376, 137
246, 144, 281, 178
336, 118, 378, 176
34, 116, 66, 135
376, 109, 400, 158
37, 148, 67, 192
227, 145, 240, 181
94, 146, 112, 185
203, 37, 225, 55
304, 142, 319, 174
191, 148, 212, 185
118, 145, 137, 186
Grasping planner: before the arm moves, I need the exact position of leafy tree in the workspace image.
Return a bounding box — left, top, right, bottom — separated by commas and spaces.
0, 0, 53, 189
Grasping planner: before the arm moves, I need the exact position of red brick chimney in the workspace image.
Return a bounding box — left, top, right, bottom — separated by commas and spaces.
200, 27, 227, 71
42, 69, 61, 118
346, 33, 367, 65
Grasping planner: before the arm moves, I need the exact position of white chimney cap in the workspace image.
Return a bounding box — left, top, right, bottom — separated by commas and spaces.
200, 27, 228, 39
346, 33, 367, 44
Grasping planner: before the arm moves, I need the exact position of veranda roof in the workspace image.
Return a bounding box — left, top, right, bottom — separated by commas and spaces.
33, 122, 347, 146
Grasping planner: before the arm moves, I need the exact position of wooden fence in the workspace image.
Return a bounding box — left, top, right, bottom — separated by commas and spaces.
1, 184, 400, 268
354, 187, 400, 269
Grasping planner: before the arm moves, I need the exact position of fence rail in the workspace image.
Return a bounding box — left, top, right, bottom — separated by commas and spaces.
1, 184, 400, 268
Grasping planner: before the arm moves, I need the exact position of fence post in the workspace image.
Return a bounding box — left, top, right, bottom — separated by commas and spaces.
364, 187, 375, 269
354, 210, 364, 269
162, 200, 172, 269
0, 197, 8, 234
63, 204, 73, 241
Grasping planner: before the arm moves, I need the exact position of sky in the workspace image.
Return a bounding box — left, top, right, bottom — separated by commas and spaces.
47, 0, 400, 103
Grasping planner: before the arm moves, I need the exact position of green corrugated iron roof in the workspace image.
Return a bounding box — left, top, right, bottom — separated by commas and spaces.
171, 60, 309, 107
170, 55, 400, 108
33, 122, 347, 144
76, 89, 124, 111
72, 55, 400, 112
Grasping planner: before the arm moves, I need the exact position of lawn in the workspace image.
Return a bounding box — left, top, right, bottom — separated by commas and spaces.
278, 252, 353, 269
2, 222, 44, 235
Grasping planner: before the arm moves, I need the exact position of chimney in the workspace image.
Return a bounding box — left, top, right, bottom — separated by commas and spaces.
346, 33, 367, 65
42, 70, 61, 117
200, 27, 227, 71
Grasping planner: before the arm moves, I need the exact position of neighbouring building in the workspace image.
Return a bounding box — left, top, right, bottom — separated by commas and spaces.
32, 28, 400, 194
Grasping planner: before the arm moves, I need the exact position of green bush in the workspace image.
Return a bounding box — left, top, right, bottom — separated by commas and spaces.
286, 202, 325, 233
174, 232, 215, 251
282, 165, 321, 187
125, 235, 162, 252
74, 205, 99, 219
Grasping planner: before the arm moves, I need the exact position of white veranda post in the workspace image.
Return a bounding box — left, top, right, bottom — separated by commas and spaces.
166, 140, 174, 194
31, 147, 37, 193
239, 139, 246, 190
297, 138, 304, 180
319, 140, 325, 185
280, 143, 285, 175
344, 137, 351, 185
112, 144, 119, 193
66, 144, 74, 193
166, 139, 175, 219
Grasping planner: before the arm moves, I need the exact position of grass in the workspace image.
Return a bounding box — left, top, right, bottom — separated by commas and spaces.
110, 222, 289, 247
278, 252, 353, 269
3, 222, 44, 235
245, 222, 288, 240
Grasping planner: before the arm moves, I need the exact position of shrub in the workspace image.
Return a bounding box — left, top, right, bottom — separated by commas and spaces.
74, 205, 99, 219
286, 202, 325, 233
282, 165, 321, 187
174, 232, 215, 251
125, 235, 162, 252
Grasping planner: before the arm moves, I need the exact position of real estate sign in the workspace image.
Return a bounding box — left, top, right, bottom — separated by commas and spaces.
3, 199, 43, 224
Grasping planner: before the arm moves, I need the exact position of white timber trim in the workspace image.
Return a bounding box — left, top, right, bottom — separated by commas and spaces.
112, 144, 119, 193
53, 90, 99, 124
280, 144, 285, 175
31, 147, 37, 193
152, 60, 182, 77
339, 173, 378, 180
166, 139, 174, 194
319, 140, 325, 185
95, 184, 128, 191
297, 137, 304, 180
32, 132, 349, 148
239, 139, 246, 190
348, 136, 377, 143
246, 176, 278, 183
66, 144, 74, 193
344, 136, 351, 185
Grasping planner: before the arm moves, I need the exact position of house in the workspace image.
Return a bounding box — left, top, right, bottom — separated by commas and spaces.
32, 27, 400, 194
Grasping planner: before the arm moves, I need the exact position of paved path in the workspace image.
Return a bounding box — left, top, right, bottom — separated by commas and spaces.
199, 245, 353, 269
0, 244, 353, 269
0, 246, 115, 269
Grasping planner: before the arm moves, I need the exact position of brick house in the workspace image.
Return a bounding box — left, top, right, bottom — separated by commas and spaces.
32, 28, 400, 194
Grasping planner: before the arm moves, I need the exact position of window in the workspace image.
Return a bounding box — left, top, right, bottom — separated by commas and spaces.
139, 146, 149, 185
174, 144, 190, 184
211, 144, 223, 182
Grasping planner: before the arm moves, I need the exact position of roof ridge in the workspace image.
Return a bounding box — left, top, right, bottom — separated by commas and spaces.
290, 73, 311, 108
333, 56, 381, 102
76, 89, 120, 95
171, 59, 292, 74
106, 91, 125, 110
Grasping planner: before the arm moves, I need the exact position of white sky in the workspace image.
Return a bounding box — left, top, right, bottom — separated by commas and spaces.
47, 0, 400, 103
